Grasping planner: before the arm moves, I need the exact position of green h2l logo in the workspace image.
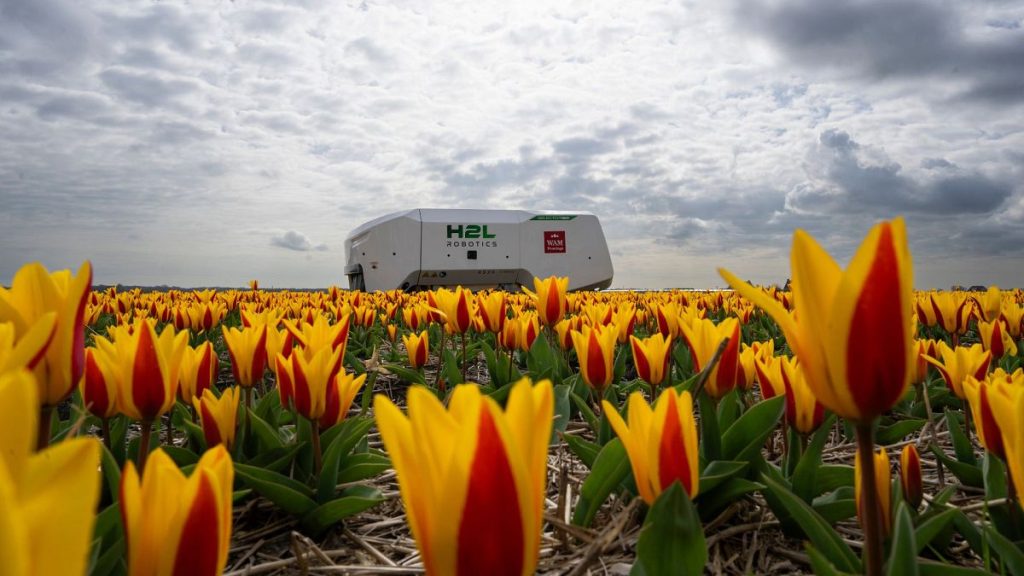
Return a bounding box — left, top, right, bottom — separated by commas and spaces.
446, 224, 496, 239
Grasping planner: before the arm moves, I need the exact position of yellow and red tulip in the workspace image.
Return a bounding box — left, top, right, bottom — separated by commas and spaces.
386, 323, 398, 342
736, 343, 758, 391
978, 319, 1017, 360
113, 320, 189, 422
912, 339, 940, 385
222, 324, 269, 388
0, 261, 92, 406
0, 369, 102, 576
434, 287, 475, 334
571, 323, 617, 394
629, 333, 673, 388
990, 383, 1024, 508
375, 378, 553, 576
603, 388, 700, 504
518, 313, 541, 352
319, 370, 367, 429
403, 330, 430, 370
279, 346, 343, 421
922, 342, 991, 400
82, 347, 119, 419
929, 291, 973, 336
120, 446, 234, 576
529, 276, 568, 326
477, 291, 507, 334
900, 444, 922, 508
720, 218, 914, 422
1002, 303, 1023, 339
962, 370, 1023, 461
193, 387, 240, 450
678, 317, 741, 400
855, 447, 892, 536
977, 286, 1002, 323
755, 355, 825, 434
178, 341, 218, 404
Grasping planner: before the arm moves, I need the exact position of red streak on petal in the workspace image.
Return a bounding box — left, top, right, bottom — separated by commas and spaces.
844, 224, 908, 420
172, 475, 223, 576
585, 333, 607, 389
292, 355, 312, 419
657, 393, 693, 496
979, 387, 1005, 459
456, 408, 525, 576
84, 351, 111, 416
415, 341, 428, 369
196, 347, 213, 397
276, 357, 293, 407
200, 401, 223, 447
70, 266, 92, 389
132, 326, 167, 421
544, 283, 562, 325
714, 325, 740, 396
632, 339, 651, 384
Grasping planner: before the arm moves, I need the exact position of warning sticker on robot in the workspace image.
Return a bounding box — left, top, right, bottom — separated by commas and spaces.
544, 230, 566, 253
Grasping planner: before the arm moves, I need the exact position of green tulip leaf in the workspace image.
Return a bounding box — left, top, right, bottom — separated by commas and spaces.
761, 473, 861, 573
235, 463, 317, 515
318, 416, 376, 503
631, 482, 706, 576
721, 395, 784, 461
886, 503, 919, 576
572, 438, 631, 528
301, 486, 385, 536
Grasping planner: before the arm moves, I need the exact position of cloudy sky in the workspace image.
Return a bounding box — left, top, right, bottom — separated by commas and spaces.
2, 0, 1022, 289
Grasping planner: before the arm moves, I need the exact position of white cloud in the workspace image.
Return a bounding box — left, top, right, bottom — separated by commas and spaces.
0, 0, 1021, 288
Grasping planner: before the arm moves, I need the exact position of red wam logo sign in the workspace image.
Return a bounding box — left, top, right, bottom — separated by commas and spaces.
544, 231, 566, 253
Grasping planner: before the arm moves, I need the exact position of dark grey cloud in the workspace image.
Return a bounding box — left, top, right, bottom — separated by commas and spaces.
270, 231, 328, 252
738, 0, 1024, 104
787, 129, 1012, 216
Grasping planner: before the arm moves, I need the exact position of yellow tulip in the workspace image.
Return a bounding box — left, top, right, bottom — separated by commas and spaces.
375, 378, 553, 576
281, 346, 343, 422
476, 291, 507, 334
977, 286, 1002, 323
962, 369, 1024, 461
978, 319, 1017, 360
1002, 303, 1023, 339
571, 323, 617, 393
991, 383, 1024, 508
720, 218, 914, 422
603, 388, 700, 504
193, 388, 240, 450
403, 330, 430, 370
0, 369, 101, 576
629, 333, 673, 388
222, 324, 268, 388
922, 342, 991, 400
113, 320, 189, 422
319, 370, 367, 429
120, 446, 234, 576
178, 342, 218, 404
528, 276, 568, 326
855, 447, 892, 536
81, 347, 119, 419
0, 261, 92, 406
434, 287, 475, 334
678, 317, 741, 399
736, 343, 758, 391
929, 291, 973, 335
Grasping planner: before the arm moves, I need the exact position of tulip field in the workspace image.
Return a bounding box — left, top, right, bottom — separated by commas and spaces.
5, 217, 1024, 575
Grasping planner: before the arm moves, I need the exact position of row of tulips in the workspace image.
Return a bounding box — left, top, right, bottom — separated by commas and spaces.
3, 215, 1024, 575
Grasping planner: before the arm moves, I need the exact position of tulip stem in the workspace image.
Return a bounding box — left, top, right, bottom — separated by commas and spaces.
461, 332, 467, 382
37, 405, 54, 450
102, 418, 112, 452
311, 420, 323, 476
856, 423, 884, 576
435, 330, 447, 392
138, 419, 154, 471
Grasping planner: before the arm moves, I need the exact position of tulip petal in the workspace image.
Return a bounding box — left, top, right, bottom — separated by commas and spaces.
22, 438, 100, 576
0, 462, 31, 576
828, 220, 912, 421
456, 404, 526, 576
